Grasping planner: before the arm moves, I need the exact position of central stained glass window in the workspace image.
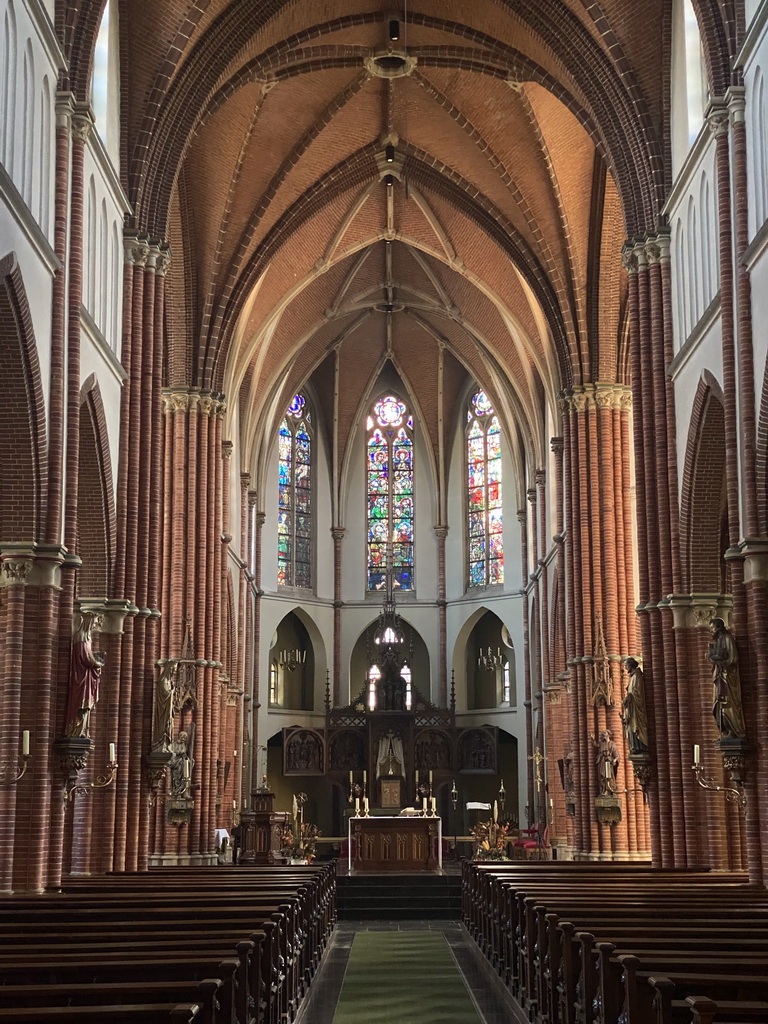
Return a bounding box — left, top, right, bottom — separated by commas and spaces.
467, 389, 504, 586
367, 395, 414, 591
277, 394, 311, 588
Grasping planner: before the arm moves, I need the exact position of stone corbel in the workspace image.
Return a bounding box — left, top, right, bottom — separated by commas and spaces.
739, 538, 768, 584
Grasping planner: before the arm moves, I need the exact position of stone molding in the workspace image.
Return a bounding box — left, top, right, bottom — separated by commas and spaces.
740, 538, 768, 584
561, 383, 632, 412
707, 101, 730, 138
663, 593, 733, 630
160, 387, 227, 416
0, 544, 67, 589
76, 597, 139, 634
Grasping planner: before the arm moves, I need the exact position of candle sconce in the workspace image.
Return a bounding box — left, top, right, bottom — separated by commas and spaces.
450, 780, 458, 811
498, 778, 506, 814
0, 732, 31, 787
67, 757, 118, 801
691, 743, 746, 810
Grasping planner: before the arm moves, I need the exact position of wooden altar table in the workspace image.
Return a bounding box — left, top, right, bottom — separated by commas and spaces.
348, 815, 442, 872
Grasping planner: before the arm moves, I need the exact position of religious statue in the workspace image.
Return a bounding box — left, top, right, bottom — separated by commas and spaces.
707, 618, 747, 739
621, 657, 649, 754
594, 729, 619, 796
150, 659, 178, 752
379, 649, 406, 711
170, 727, 194, 796
64, 611, 106, 738
286, 730, 322, 772
562, 747, 575, 793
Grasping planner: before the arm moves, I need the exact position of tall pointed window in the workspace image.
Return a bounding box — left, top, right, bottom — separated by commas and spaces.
367, 395, 414, 591
278, 393, 312, 588
467, 389, 504, 586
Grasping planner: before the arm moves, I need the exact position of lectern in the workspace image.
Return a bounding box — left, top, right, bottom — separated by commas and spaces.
239, 791, 288, 864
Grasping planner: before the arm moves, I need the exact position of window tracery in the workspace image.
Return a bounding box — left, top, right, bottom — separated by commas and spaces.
278, 394, 312, 588
367, 395, 414, 591
467, 389, 504, 587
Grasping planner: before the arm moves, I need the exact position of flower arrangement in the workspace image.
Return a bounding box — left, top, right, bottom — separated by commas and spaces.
280, 822, 321, 862
470, 818, 510, 861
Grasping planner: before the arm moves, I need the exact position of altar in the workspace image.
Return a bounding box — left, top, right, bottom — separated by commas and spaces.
349, 815, 442, 872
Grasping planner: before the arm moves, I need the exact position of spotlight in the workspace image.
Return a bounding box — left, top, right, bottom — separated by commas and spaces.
385, 143, 395, 163
389, 18, 400, 41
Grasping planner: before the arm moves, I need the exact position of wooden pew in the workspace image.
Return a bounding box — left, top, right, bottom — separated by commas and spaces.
0, 1004, 202, 1022
685, 994, 768, 1024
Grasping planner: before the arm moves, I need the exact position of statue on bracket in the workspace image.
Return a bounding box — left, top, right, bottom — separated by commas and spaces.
379, 648, 407, 711
170, 725, 195, 797
707, 618, 747, 740
594, 729, 619, 796
64, 611, 106, 738
621, 657, 649, 754
151, 659, 178, 753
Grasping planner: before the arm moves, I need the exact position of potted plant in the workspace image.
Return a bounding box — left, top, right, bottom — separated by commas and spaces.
280, 822, 321, 863
470, 818, 510, 861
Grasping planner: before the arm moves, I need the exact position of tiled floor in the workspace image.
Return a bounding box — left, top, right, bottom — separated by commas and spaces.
295, 921, 525, 1024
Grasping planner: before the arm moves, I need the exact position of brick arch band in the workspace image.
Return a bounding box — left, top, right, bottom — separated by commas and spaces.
77, 374, 116, 596
0, 252, 47, 544
679, 371, 728, 593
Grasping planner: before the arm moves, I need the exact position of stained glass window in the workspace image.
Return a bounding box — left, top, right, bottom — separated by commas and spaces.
367, 395, 414, 591
277, 394, 312, 588
467, 389, 504, 587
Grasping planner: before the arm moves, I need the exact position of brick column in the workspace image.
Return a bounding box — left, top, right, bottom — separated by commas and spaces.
434, 525, 448, 706
332, 527, 345, 707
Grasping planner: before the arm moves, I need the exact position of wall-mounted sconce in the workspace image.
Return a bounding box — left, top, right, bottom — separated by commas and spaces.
0, 731, 30, 787
691, 743, 746, 810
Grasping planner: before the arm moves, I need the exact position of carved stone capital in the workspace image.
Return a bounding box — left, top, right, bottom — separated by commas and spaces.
71, 108, 93, 143
154, 246, 172, 277
131, 239, 151, 268
570, 390, 590, 413
535, 469, 546, 487
707, 104, 730, 138
644, 240, 662, 266
2, 558, 33, 584
516, 509, 526, 525
221, 440, 233, 461
621, 245, 638, 274
527, 487, 537, 506
666, 593, 733, 630
433, 525, 448, 541
331, 527, 345, 543
198, 394, 214, 416
739, 537, 768, 584
255, 511, 266, 528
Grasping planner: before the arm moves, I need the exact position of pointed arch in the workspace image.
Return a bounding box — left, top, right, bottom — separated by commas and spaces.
679, 371, 727, 592
0, 252, 47, 542
78, 375, 116, 595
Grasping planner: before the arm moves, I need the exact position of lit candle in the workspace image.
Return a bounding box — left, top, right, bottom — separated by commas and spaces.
422, 796, 427, 813
364, 796, 369, 813
428, 770, 433, 786
493, 800, 499, 822
431, 797, 436, 813
109, 742, 116, 763
233, 799, 237, 810
363, 770, 367, 790
693, 744, 700, 765
22, 730, 29, 757
355, 797, 360, 815
349, 770, 353, 788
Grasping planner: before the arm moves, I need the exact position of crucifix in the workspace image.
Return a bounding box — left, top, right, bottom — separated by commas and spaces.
528, 747, 544, 791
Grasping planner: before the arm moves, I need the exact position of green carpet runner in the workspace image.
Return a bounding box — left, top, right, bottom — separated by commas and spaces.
331, 931, 484, 1024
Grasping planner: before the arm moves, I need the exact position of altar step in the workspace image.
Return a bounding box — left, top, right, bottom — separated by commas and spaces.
336, 874, 462, 920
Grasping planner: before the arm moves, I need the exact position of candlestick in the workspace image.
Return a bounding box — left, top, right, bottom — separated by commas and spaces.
364, 796, 369, 816
355, 797, 360, 815
109, 742, 116, 763
422, 796, 427, 815
431, 796, 436, 815
693, 744, 700, 765
22, 731, 29, 757
428, 770, 433, 786
363, 770, 367, 791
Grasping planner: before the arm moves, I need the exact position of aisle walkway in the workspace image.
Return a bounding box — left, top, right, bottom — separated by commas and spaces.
296, 921, 522, 1024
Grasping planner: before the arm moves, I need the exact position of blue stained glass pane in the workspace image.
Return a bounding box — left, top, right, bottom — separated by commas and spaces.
288, 394, 305, 418
469, 462, 484, 489
396, 568, 413, 589
469, 562, 485, 587
296, 438, 310, 462
472, 390, 494, 417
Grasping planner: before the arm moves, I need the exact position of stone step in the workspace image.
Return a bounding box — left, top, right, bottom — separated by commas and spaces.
336, 874, 462, 920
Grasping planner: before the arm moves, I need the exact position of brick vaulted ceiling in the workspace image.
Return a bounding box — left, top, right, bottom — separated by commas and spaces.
119, 0, 670, 484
